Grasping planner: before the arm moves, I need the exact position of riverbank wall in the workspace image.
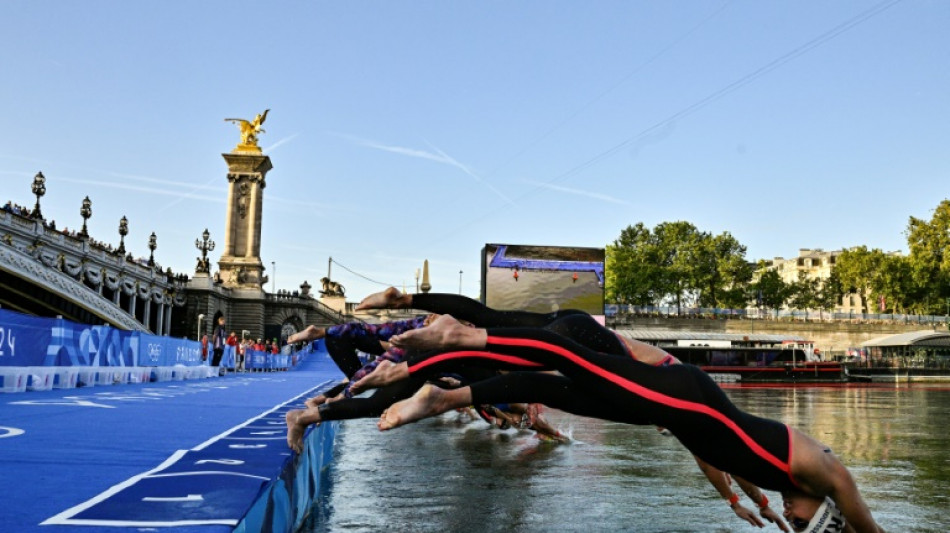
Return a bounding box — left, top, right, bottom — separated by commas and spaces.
608, 316, 946, 355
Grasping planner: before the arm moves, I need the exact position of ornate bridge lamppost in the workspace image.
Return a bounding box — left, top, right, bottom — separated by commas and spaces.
79, 196, 92, 239
195, 228, 215, 274
31, 172, 46, 220
147, 232, 157, 267
116, 216, 128, 255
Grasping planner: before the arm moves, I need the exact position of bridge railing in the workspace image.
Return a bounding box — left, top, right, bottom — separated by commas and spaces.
606, 304, 948, 325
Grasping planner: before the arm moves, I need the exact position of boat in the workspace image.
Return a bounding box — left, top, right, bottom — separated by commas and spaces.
661, 345, 848, 383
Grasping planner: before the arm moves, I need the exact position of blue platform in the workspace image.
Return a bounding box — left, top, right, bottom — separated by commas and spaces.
0, 348, 343, 532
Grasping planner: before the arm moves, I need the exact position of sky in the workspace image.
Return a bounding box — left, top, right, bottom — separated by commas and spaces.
1, 1, 948, 300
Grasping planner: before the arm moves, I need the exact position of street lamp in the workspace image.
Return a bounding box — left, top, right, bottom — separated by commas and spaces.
117, 216, 128, 255
459, 270, 463, 295
197, 313, 205, 341
195, 228, 215, 273
271, 261, 276, 293
79, 196, 92, 238
31, 172, 46, 220
147, 232, 157, 267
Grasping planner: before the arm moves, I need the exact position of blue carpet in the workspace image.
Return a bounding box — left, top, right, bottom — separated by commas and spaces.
0, 350, 343, 532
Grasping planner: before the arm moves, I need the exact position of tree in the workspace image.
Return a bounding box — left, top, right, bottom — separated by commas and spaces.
606, 221, 752, 313
905, 199, 950, 314
835, 246, 886, 314
694, 232, 753, 309
606, 223, 665, 306
816, 268, 844, 319
788, 271, 820, 318
751, 268, 788, 315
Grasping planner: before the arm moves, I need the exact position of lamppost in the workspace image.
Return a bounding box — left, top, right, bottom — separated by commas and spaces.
147, 232, 157, 267
415, 268, 420, 294
195, 228, 215, 273
271, 261, 276, 293
30, 172, 46, 220
117, 216, 128, 255
79, 196, 92, 238
197, 313, 205, 341
459, 270, 463, 295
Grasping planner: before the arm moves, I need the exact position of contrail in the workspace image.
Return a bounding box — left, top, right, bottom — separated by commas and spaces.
424, 140, 514, 205
54, 176, 224, 203
263, 134, 298, 153
522, 179, 630, 205
336, 132, 514, 205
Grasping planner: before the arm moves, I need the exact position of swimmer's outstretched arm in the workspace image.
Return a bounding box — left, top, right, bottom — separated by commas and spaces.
693, 456, 785, 530
732, 474, 788, 531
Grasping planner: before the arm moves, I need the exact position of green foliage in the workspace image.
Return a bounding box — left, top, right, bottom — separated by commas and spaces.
606, 221, 751, 310
906, 199, 950, 314
751, 269, 788, 311
606, 199, 950, 316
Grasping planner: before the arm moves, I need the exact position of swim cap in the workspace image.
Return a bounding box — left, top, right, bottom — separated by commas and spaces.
799, 497, 846, 533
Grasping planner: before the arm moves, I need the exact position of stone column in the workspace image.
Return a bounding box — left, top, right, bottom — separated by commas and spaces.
164, 304, 173, 336
245, 178, 259, 259
223, 177, 236, 255
144, 299, 151, 333
155, 302, 165, 336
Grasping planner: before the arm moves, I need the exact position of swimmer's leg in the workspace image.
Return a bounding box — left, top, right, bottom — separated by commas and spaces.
349, 359, 410, 394
287, 325, 326, 344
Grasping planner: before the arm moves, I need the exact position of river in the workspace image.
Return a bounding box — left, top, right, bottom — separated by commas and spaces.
305, 384, 950, 532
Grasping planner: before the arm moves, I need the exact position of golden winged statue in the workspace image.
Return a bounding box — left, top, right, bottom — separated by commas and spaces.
225, 109, 270, 151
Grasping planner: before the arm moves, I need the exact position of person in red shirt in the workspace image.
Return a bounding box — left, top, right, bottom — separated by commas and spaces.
200, 334, 209, 362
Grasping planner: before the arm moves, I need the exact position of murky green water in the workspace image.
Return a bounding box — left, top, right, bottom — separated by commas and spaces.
305, 384, 950, 532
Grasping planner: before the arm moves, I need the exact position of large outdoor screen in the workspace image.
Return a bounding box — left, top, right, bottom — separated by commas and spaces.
481, 244, 605, 316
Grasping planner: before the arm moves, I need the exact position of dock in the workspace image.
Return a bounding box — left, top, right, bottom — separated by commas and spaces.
0, 348, 342, 532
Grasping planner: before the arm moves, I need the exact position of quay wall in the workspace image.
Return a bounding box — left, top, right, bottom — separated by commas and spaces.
608, 316, 947, 355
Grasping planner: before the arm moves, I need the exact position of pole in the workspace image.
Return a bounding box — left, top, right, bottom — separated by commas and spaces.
271, 261, 276, 293
459, 270, 463, 295
197, 314, 205, 341
328, 256, 332, 281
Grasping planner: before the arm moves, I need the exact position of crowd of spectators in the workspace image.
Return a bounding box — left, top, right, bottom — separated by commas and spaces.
4, 200, 163, 271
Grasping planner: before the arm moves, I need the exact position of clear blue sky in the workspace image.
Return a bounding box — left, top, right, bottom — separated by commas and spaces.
2, 1, 947, 299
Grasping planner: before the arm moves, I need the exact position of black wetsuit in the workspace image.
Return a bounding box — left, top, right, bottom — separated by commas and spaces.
403, 327, 799, 493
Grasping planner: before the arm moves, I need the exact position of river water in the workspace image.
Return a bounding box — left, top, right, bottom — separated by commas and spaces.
305, 384, 950, 532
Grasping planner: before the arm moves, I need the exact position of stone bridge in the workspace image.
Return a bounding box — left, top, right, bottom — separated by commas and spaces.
0, 209, 185, 333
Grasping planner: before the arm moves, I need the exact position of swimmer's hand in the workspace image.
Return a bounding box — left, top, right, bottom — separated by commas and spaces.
732, 503, 765, 528
760, 506, 790, 532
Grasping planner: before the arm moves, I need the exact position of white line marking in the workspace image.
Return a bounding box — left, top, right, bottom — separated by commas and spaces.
142, 494, 203, 502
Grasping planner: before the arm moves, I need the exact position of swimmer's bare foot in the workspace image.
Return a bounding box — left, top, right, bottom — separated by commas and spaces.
287, 325, 326, 344
349, 360, 409, 394
355, 287, 411, 311
378, 384, 452, 430
286, 409, 305, 453
390, 314, 486, 351
535, 430, 570, 444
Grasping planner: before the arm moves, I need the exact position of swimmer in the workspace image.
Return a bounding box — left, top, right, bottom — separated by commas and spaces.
375, 316, 883, 533
354, 290, 786, 528
284, 320, 561, 452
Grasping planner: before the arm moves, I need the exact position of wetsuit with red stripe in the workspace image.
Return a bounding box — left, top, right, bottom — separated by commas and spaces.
404, 327, 798, 493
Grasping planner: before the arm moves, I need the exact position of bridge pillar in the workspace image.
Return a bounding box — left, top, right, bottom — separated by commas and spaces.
217, 151, 272, 293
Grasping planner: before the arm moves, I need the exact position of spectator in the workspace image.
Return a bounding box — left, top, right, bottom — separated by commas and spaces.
212, 316, 227, 369
200, 334, 209, 362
